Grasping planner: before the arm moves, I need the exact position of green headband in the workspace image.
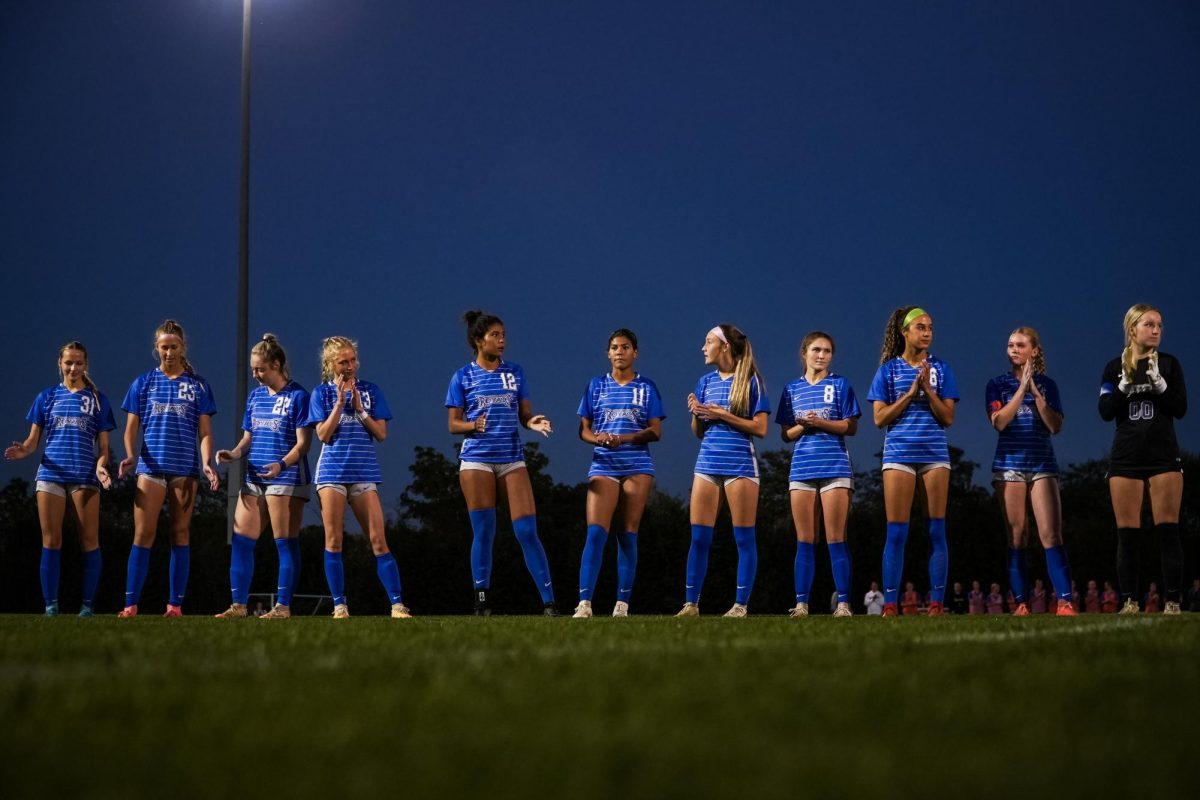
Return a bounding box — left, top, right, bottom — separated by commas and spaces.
902, 307, 929, 329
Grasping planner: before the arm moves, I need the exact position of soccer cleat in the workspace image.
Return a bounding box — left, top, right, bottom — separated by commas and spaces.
163, 604, 183, 618
1163, 601, 1182, 615
117, 605, 138, 618
676, 602, 700, 617
214, 604, 248, 619
926, 601, 945, 617
833, 602, 853, 618
723, 603, 748, 618
1055, 599, 1078, 617
1118, 598, 1140, 615
78, 605, 94, 619
881, 603, 899, 618
44, 603, 59, 618
473, 590, 491, 617
332, 603, 350, 619
1013, 603, 1030, 617
390, 603, 413, 619
258, 604, 291, 620
612, 601, 630, 618
543, 603, 561, 617
787, 602, 809, 618
572, 600, 593, 618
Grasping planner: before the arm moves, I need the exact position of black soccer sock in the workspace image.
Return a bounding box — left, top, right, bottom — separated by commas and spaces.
1156, 522, 1183, 602
1116, 527, 1140, 603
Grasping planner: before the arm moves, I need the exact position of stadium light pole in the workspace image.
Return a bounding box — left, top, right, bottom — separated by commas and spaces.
227, 0, 252, 542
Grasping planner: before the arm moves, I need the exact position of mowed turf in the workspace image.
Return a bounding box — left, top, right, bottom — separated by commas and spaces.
2, 613, 1197, 799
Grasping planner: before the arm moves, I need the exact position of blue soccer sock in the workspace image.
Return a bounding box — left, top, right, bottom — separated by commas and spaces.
685, 524, 714, 604
468, 508, 497, 590
828, 541, 851, 603
513, 515, 554, 603
1007, 547, 1028, 603
40, 547, 62, 606
1044, 545, 1073, 602
793, 541, 815, 604
615, 531, 638, 602
323, 550, 346, 606
927, 518, 948, 603
230, 533, 256, 605
168, 545, 190, 607
124, 544, 151, 606
733, 526, 757, 605
287, 536, 302, 597
578, 524, 608, 602
883, 521, 909, 604
81, 547, 102, 609
275, 538, 295, 606
375, 552, 403, 605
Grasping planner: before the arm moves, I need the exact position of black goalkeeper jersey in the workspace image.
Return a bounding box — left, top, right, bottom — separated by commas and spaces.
1098, 352, 1187, 471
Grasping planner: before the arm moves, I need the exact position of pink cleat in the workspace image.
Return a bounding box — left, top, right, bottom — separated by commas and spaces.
1055, 599, 1078, 617
117, 605, 138, 618
163, 604, 183, 618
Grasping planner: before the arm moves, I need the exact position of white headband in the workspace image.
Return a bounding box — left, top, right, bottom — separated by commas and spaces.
708, 326, 728, 344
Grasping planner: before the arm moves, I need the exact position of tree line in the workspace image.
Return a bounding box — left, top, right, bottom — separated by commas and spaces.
1, 445, 1196, 614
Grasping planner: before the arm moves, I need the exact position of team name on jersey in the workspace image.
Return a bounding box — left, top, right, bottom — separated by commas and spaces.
251, 417, 285, 433
150, 401, 190, 418
51, 416, 91, 430
476, 394, 515, 410
601, 408, 640, 425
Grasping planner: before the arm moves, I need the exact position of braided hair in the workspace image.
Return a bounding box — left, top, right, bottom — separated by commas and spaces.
58, 341, 101, 411
153, 319, 196, 376
1010, 327, 1046, 374
879, 306, 920, 365
1121, 303, 1159, 381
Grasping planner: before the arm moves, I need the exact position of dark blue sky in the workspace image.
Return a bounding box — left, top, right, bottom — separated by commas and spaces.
3, 2, 1197, 525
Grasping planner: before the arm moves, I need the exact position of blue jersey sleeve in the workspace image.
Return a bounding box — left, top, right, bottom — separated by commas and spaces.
985, 377, 1002, 419
445, 371, 466, 409
577, 377, 598, 420
122, 374, 146, 416
750, 376, 770, 416
293, 387, 311, 427
694, 375, 707, 400
867, 363, 892, 404
367, 384, 393, 421
774, 387, 794, 426
646, 380, 666, 420
242, 397, 254, 433
935, 360, 960, 401
305, 386, 329, 427
516, 364, 529, 403
197, 377, 217, 416
840, 380, 862, 419
1042, 376, 1063, 416
98, 393, 116, 432
26, 388, 52, 428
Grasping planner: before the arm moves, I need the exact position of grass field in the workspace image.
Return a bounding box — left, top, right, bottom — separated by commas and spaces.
2, 613, 1197, 799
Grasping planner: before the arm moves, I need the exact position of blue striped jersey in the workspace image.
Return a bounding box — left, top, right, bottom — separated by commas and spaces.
693, 372, 770, 477
26, 385, 116, 485
445, 361, 528, 463
577, 373, 666, 477
242, 381, 312, 487
305, 380, 392, 484
122, 369, 217, 477
867, 356, 959, 464
986, 373, 1061, 473
775, 374, 861, 482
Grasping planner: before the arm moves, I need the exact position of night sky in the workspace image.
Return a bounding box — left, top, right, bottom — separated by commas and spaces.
3, 2, 1197, 528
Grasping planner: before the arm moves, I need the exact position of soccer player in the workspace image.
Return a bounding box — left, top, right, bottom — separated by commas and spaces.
1098, 303, 1187, 615
117, 320, 218, 617
986, 327, 1076, 616
677, 324, 769, 618
306, 336, 408, 619
214, 334, 312, 619
446, 311, 557, 616
573, 328, 665, 618
6, 342, 115, 617
868, 306, 959, 617
775, 331, 861, 618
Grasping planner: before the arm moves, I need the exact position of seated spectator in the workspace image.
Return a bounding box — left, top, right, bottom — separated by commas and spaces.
901, 582, 921, 616
1030, 578, 1048, 614
1101, 580, 1118, 614
968, 580, 986, 615
1084, 579, 1101, 613
987, 583, 1004, 614
1144, 582, 1161, 614
948, 581, 968, 614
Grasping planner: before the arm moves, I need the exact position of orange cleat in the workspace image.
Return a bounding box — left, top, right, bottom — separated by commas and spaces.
882, 602, 899, 617
927, 601, 945, 617
163, 604, 183, 618
1055, 599, 1078, 617
1014, 603, 1030, 617
117, 605, 138, 618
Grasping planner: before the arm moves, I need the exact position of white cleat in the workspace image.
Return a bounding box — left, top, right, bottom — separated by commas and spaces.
1118, 598, 1140, 615
676, 602, 700, 617
833, 602, 853, 618
332, 603, 350, 619
612, 601, 630, 618
1163, 601, 1182, 615
723, 603, 748, 618
391, 603, 412, 619
573, 600, 593, 618
787, 602, 809, 618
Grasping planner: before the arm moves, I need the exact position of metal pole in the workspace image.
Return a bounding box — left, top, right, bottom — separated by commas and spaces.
228, 0, 252, 542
